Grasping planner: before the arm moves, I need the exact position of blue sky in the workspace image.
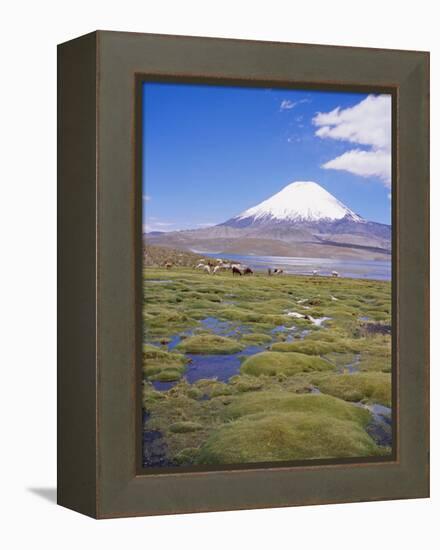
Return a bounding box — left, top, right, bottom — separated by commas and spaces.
142, 82, 392, 231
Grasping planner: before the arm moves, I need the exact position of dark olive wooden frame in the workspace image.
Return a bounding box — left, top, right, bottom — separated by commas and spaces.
58, 30, 429, 519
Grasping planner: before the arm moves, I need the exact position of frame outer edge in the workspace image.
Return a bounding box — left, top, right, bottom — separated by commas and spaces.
57, 31, 99, 518
93, 32, 429, 517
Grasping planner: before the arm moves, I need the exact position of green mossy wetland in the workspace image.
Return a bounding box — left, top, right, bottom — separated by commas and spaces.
312, 372, 392, 407
240, 351, 333, 377
176, 334, 244, 354
197, 412, 383, 464
142, 344, 188, 382
142, 267, 392, 467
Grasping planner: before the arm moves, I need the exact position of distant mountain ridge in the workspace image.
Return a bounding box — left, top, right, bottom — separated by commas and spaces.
145, 181, 391, 260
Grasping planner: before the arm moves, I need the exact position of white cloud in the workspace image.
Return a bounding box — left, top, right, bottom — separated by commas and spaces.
322, 149, 390, 182
280, 100, 296, 110
143, 220, 218, 232
143, 221, 174, 232
313, 94, 391, 186
280, 98, 310, 111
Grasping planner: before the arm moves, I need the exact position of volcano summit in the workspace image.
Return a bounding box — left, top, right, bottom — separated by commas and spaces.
224, 181, 362, 226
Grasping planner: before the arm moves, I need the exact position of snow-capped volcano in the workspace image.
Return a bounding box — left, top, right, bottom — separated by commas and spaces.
227, 181, 362, 226
146, 180, 391, 259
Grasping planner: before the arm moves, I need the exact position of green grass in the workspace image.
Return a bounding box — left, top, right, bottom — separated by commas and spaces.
150, 368, 186, 382
241, 351, 334, 377
169, 421, 203, 433
229, 375, 264, 393
196, 412, 384, 464
271, 340, 340, 355
174, 447, 201, 465
176, 334, 244, 354
240, 333, 273, 345
142, 344, 188, 381
223, 391, 371, 424
142, 266, 392, 466
312, 372, 392, 406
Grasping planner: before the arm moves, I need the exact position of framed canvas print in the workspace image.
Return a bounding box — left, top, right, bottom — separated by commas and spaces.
58, 31, 429, 518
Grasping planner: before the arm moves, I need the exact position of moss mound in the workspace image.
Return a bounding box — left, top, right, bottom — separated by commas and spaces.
224, 391, 370, 425
194, 379, 234, 397
230, 376, 264, 393
271, 340, 341, 355
169, 421, 203, 433
143, 343, 186, 362
150, 368, 185, 382
241, 351, 333, 377
142, 344, 187, 381
176, 334, 244, 354
174, 447, 200, 465
240, 333, 273, 345
314, 372, 391, 406
197, 412, 382, 464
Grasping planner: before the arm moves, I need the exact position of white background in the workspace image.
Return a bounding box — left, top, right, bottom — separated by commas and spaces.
1, 1, 437, 547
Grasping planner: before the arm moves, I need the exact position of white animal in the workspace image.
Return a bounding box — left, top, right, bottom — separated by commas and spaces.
312, 270, 318, 276
195, 263, 205, 270
305, 316, 331, 327
203, 265, 211, 274
212, 265, 222, 275
287, 312, 331, 327
287, 311, 305, 319
331, 271, 339, 277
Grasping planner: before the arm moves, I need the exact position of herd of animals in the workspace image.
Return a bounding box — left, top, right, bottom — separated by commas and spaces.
162, 258, 340, 277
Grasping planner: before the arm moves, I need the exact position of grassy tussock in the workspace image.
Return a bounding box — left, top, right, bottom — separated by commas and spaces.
197, 412, 383, 464
313, 372, 392, 406
142, 344, 188, 381
241, 351, 333, 377
240, 333, 273, 345
223, 391, 370, 425
176, 334, 244, 354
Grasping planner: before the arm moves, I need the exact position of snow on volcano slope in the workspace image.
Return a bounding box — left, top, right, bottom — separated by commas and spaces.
225, 181, 362, 226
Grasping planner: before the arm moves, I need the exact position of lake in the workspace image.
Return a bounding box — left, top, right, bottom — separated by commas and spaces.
206, 253, 391, 281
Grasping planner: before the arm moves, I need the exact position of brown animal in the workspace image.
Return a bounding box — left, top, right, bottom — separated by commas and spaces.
243, 267, 253, 276
165, 262, 173, 270
232, 266, 242, 276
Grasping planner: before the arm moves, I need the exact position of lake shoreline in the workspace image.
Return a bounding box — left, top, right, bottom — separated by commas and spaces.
202, 253, 391, 281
